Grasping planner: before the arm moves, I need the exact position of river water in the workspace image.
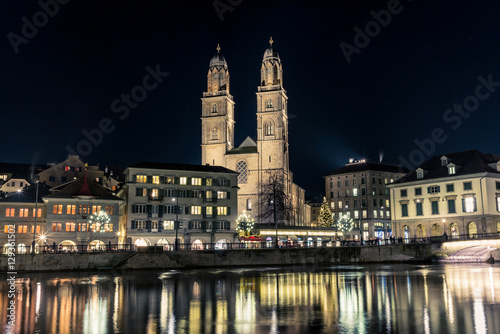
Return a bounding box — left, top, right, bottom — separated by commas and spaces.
1, 264, 499, 334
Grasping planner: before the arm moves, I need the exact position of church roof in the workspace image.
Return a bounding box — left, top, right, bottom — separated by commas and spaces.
209, 44, 227, 68
227, 137, 258, 155
263, 37, 280, 62
325, 162, 408, 176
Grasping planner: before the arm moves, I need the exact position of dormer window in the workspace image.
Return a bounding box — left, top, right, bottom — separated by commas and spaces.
440, 156, 448, 166
448, 164, 456, 175
416, 168, 424, 179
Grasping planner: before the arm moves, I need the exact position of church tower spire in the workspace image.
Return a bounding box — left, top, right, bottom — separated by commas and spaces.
201, 44, 235, 166
256, 38, 289, 172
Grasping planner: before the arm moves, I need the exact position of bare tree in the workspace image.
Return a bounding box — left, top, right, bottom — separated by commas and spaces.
258, 169, 295, 224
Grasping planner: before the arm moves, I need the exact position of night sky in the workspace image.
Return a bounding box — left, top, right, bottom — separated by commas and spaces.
1, 0, 500, 198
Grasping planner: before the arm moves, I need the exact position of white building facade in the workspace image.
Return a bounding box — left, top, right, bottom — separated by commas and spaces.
388, 150, 500, 239
124, 162, 239, 250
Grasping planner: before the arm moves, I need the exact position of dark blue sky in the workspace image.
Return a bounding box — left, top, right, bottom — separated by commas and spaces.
1, 0, 500, 198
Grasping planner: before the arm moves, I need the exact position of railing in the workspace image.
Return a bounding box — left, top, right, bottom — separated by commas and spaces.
4, 232, 500, 255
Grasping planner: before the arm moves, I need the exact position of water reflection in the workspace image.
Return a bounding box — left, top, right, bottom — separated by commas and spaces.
1, 264, 499, 333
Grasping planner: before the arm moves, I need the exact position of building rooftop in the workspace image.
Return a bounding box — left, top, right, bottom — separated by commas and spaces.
43, 174, 123, 201
128, 162, 238, 174
0, 182, 52, 203
325, 161, 408, 177
394, 149, 500, 184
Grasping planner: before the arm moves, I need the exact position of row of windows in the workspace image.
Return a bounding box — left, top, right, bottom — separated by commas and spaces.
5, 208, 42, 218
132, 204, 230, 216
334, 210, 391, 220
2, 181, 26, 188
52, 205, 114, 215
400, 182, 475, 197
331, 198, 390, 210
51, 222, 114, 232
132, 220, 230, 230
135, 188, 229, 200
329, 176, 395, 188
332, 187, 390, 198
400, 197, 479, 217
135, 175, 228, 187
4, 225, 41, 234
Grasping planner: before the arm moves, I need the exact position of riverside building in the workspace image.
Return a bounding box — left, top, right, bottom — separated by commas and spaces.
124, 162, 239, 250
387, 150, 500, 239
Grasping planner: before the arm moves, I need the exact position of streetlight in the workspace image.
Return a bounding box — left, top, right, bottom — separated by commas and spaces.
173, 194, 179, 250
31, 179, 39, 255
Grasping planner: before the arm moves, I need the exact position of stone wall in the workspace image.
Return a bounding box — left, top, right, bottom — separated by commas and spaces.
1, 244, 432, 273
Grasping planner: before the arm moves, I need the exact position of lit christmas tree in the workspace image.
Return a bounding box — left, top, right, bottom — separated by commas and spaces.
336, 216, 354, 233
236, 212, 255, 236
318, 197, 334, 227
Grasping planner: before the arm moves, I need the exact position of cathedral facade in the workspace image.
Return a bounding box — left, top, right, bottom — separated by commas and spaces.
201, 40, 308, 226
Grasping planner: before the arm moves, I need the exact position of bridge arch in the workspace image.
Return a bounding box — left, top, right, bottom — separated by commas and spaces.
444, 246, 498, 263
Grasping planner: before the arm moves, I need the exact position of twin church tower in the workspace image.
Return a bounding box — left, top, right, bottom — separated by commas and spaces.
201, 38, 307, 225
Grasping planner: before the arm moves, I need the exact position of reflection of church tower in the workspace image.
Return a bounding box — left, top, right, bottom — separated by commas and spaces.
256, 38, 290, 174
201, 44, 235, 166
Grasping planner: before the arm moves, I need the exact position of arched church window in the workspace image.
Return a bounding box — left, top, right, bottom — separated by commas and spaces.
212, 104, 217, 113
211, 127, 218, 140
273, 65, 278, 83
236, 161, 247, 184
266, 99, 273, 108
265, 121, 274, 136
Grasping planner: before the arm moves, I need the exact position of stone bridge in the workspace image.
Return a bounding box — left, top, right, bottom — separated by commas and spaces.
430, 236, 500, 263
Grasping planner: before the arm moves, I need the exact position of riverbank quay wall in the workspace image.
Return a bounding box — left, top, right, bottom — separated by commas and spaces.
1, 244, 433, 273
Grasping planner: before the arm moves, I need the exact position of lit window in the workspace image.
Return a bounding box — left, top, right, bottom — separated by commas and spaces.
163, 221, 174, 229
373, 210, 378, 218
67, 205, 76, 215
191, 206, 202, 215
496, 197, 500, 211
79, 205, 89, 215
166, 177, 175, 184
105, 206, 114, 215
92, 206, 102, 214
66, 222, 76, 232
206, 206, 213, 216
180, 177, 187, 185
78, 223, 88, 232
152, 176, 160, 184
53, 205, 63, 214
338, 201, 342, 209
192, 178, 202, 186
354, 210, 359, 219
52, 223, 62, 232
136, 175, 147, 183
448, 166, 456, 175
135, 221, 146, 229
362, 210, 367, 218
17, 225, 28, 233
353, 188, 358, 196
464, 197, 475, 213
247, 199, 252, 211
206, 178, 213, 186
31, 226, 41, 234
19, 208, 29, 217
151, 189, 159, 199
32, 208, 42, 218
217, 191, 227, 199
217, 207, 228, 215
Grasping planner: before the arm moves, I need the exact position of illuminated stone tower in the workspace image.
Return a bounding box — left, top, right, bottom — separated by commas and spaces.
201, 44, 235, 166
256, 37, 290, 174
